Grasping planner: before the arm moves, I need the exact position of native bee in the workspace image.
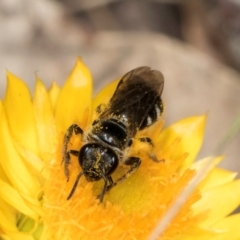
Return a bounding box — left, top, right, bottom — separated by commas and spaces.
62, 66, 164, 202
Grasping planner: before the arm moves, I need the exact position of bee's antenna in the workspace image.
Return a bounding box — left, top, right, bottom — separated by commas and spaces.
67, 171, 85, 200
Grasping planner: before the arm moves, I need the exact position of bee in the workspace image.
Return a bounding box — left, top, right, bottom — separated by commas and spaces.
62, 66, 164, 202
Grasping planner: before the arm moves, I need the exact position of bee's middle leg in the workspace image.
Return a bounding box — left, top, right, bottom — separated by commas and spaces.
106, 157, 141, 193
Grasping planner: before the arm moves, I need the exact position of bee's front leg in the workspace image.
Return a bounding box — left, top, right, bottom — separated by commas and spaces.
62, 124, 84, 181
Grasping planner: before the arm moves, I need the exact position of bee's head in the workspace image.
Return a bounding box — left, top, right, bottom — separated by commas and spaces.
79, 143, 119, 181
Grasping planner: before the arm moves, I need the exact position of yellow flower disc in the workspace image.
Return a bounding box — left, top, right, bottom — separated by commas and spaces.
0, 60, 239, 240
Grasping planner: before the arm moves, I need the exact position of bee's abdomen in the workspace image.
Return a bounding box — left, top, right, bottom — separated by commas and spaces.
92, 119, 128, 149
140, 97, 163, 130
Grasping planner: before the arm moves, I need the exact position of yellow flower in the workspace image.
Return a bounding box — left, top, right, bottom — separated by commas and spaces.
0, 58, 240, 240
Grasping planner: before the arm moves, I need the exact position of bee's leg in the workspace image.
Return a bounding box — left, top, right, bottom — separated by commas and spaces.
62, 124, 84, 180
138, 137, 154, 146
138, 137, 159, 162
63, 150, 79, 181
95, 103, 107, 114
106, 157, 141, 193
98, 176, 114, 202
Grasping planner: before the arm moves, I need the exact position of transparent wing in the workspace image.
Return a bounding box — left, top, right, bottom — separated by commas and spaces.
99, 66, 164, 137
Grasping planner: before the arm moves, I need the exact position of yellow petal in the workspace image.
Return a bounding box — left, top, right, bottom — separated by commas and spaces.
192, 180, 240, 227
0, 164, 10, 184
157, 115, 206, 168
0, 231, 35, 240
4, 72, 39, 157
178, 229, 218, 240
190, 156, 223, 179
0, 101, 40, 198
33, 78, 58, 162
55, 58, 92, 133
0, 198, 36, 240
92, 78, 119, 116
0, 235, 11, 240
211, 213, 240, 240
0, 198, 17, 231
18, 217, 43, 240
199, 167, 238, 191
0, 179, 38, 219
15, 145, 45, 182
13, 187, 42, 218
48, 81, 60, 112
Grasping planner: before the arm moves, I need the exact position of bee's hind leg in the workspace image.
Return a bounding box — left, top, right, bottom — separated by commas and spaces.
138, 137, 159, 162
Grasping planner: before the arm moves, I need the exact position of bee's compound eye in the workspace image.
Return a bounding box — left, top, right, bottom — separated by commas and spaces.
79, 143, 119, 181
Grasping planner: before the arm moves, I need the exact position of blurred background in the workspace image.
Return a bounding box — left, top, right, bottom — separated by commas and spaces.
0, 0, 240, 172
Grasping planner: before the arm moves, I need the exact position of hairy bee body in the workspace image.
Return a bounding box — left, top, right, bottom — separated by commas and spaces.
63, 66, 164, 202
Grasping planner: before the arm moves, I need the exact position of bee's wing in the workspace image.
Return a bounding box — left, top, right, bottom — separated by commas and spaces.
99, 66, 164, 137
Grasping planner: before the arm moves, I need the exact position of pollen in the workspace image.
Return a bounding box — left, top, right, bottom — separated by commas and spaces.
1, 59, 240, 240
42, 117, 204, 240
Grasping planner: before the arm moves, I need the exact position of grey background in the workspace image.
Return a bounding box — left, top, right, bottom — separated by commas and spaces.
0, 0, 239, 172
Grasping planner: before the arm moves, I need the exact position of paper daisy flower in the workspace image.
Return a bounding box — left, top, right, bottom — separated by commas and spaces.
0, 58, 239, 240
